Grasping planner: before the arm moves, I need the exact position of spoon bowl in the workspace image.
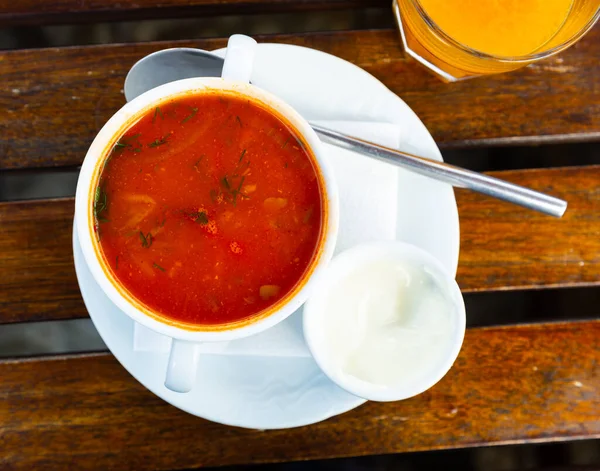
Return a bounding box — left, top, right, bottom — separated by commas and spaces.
124, 48, 224, 102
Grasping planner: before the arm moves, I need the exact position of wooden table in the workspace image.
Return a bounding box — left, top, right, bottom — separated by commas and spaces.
1, 2, 599, 470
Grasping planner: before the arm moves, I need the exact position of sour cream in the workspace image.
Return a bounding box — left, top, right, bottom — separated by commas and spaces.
323, 259, 455, 386
303, 242, 465, 401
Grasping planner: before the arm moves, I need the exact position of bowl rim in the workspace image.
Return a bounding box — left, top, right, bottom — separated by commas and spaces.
75, 77, 339, 342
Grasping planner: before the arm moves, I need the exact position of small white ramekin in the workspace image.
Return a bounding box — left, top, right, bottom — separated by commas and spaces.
303, 241, 465, 402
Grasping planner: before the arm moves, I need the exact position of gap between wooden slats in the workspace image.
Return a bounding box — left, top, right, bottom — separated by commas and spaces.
0, 0, 389, 26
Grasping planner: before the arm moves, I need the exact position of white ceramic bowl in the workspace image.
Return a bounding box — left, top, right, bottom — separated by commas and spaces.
303, 241, 465, 402
75, 77, 339, 343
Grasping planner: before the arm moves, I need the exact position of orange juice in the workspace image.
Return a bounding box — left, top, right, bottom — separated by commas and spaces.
394, 0, 600, 80
418, 0, 573, 56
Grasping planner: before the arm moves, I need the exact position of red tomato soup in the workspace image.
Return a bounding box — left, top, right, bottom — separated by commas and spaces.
93, 92, 323, 327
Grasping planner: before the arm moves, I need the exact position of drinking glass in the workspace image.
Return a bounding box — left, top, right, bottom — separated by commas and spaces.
393, 0, 600, 81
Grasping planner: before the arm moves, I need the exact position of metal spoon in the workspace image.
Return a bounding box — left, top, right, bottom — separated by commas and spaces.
124, 48, 567, 217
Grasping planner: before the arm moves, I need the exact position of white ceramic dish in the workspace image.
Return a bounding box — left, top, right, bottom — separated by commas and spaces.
303, 241, 466, 402
75, 80, 338, 343
75, 35, 340, 393
72, 42, 460, 429
75, 80, 338, 390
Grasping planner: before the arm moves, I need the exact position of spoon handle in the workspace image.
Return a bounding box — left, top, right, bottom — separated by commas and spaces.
310, 123, 567, 218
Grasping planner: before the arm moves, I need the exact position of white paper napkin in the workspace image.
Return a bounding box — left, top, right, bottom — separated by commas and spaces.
133, 120, 402, 357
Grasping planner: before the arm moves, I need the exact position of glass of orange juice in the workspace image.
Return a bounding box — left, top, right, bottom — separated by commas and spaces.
394, 0, 600, 81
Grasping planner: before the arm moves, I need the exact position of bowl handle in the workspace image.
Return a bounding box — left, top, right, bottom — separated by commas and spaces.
164, 339, 201, 393
221, 34, 257, 83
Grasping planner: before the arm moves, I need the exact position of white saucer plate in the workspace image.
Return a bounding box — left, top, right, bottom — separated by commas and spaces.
73, 43, 459, 429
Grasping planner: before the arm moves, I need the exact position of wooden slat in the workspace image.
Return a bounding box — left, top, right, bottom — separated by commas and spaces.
0, 0, 386, 26
2, 320, 599, 470
1, 166, 598, 325
0, 198, 82, 323
455, 166, 600, 292
2, 28, 600, 171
